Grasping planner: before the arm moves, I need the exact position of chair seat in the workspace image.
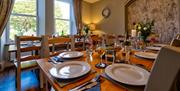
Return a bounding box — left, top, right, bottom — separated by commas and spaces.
14, 60, 37, 70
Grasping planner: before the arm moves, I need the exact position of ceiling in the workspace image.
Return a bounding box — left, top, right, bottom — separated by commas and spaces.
83, 0, 101, 3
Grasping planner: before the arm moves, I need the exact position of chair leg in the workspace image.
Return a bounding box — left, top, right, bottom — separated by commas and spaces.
45, 79, 49, 91
15, 69, 17, 88
16, 70, 21, 91
16, 66, 21, 91
40, 70, 44, 89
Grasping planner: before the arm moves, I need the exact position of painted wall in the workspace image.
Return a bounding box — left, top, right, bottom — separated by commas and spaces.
82, 1, 92, 24
92, 0, 127, 35
82, 0, 127, 35
127, 0, 180, 43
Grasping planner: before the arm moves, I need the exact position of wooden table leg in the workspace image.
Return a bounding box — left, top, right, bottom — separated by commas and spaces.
40, 70, 44, 89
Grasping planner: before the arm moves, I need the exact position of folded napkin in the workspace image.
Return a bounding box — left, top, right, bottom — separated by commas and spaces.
51, 56, 64, 62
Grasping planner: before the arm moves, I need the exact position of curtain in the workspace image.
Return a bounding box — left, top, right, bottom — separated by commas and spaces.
73, 0, 83, 35
0, 0, 14, 37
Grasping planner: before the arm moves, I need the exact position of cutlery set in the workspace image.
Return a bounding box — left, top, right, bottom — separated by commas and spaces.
69, 75, 100, 91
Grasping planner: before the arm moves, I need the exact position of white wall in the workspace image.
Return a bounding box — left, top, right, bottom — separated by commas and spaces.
38, 0, 55, 36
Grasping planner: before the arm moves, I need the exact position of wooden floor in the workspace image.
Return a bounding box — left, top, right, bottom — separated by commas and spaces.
0, 67, 41, 91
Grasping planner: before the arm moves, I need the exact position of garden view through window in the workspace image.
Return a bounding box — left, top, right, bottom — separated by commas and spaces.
9, 0, 37, 41
54, 0, 71, 35
8, 0, 71, 41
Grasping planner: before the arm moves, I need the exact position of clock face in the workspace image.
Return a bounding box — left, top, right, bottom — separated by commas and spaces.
102, 8, 111, 18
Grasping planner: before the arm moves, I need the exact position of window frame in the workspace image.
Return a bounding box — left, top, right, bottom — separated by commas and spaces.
6, 0, 39, 43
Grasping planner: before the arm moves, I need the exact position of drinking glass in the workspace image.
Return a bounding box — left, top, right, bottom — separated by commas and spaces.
95, 46, 107, 68
105, 50, 115, 64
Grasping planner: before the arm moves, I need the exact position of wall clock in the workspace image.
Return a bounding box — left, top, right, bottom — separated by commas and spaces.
102, 7, 111, 18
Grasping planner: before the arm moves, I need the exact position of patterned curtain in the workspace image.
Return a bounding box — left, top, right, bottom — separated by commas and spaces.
73, 0, 83, 35
0, 0, 14, 37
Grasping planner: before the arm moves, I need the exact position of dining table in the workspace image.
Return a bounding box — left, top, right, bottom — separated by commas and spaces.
37, 49, 154, 91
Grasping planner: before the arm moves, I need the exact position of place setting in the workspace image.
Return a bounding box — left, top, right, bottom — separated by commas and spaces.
49, 61, 102, 91
91, 41, 151, 91
101, 63, 150, 91
48, 50, 102, 91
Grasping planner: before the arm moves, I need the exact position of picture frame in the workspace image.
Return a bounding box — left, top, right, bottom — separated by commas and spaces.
102, 7, 111, 18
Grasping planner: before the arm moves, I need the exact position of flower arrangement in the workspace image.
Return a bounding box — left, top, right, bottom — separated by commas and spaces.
83, 24, 90, 36
134, 20, 155, 42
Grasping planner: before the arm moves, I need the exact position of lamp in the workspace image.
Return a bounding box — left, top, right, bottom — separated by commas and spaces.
88, 23, 96, 31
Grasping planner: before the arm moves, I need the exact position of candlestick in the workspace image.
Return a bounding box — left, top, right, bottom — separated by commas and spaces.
131, 29, 136, 37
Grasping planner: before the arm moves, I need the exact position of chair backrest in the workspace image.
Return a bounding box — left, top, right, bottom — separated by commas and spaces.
170, 39, 180, 47
41, 35, 74, 57
91, 35, 102, 46
175, 34, 180, 39
105, 34, 116, 46
145, 46, 180, 91
16, 36, 42, 62
74, 35, 85, 50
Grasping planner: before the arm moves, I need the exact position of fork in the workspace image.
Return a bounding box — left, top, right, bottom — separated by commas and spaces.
69, 75, 100, 91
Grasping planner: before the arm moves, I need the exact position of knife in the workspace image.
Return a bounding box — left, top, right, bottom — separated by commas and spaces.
69, 75, 100, 91
77, 81, 98, 91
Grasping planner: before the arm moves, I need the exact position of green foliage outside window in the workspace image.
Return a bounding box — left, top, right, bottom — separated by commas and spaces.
9, 0, 70, 41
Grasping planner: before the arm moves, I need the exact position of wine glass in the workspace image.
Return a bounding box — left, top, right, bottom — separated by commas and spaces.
95, 46, 107, 68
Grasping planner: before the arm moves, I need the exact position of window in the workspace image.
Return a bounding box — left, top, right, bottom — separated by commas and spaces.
7, 0, 37, 41
54, 0, 71, 35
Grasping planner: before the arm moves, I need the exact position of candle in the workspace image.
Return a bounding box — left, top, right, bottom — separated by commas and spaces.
131, 29, 136, 37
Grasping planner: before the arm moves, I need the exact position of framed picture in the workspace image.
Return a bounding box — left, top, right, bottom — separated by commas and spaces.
102, 7, 111, 18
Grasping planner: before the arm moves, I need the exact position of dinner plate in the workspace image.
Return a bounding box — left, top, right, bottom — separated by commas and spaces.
49, 61, 91, 79
135, 52, 158, 60
59, 51, 83, 59
105, 64, 150, 86
146, 46, 161, 51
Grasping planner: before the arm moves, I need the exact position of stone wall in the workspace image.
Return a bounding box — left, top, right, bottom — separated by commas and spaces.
128, 0, 180, 43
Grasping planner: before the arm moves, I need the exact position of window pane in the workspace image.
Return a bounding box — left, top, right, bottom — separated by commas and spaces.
9, 16, 37, 41
55, 20, 70, 35
12, 0, 36, 15
55, 1, 70, 19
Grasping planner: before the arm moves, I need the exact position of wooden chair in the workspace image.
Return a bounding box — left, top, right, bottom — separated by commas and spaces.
41, 35, 74, 58
145, 46, 180, 91
170, 39, 180, 47
15, 36, 42, 91
105, 34, 116, 46
74, 35, 85, 51
175, 34, 180, 40
91, 35, 102, 46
